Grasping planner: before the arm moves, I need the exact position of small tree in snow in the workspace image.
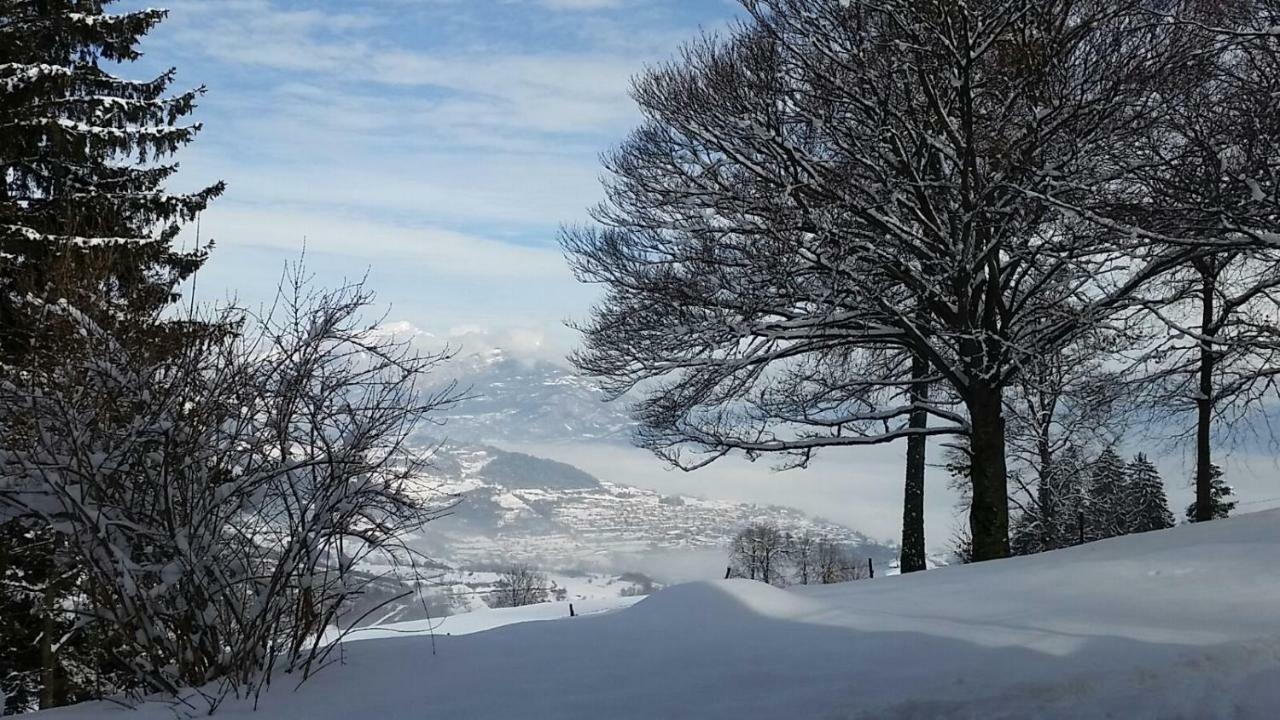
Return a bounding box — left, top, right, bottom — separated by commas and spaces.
1086, 448, 1131, 541
814, 540, 867, 584
487, 566, 550, 608
729, 523, 790, 586
1010, 447, 1093, 555
1186, 465, 1237, 523
789, 533, 817, 585
1125, 454, 1175, 534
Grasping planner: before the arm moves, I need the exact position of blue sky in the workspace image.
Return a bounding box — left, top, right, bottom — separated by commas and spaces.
121, 0, 741, 359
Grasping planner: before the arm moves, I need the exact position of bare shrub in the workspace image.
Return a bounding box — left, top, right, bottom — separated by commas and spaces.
0, 270, 462, 708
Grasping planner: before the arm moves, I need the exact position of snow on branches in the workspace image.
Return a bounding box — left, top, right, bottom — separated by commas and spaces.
0, 272, 463, 708
566, 0, 1210, 561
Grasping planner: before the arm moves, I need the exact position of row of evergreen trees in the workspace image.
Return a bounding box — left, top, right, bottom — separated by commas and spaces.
1007, 451, 1235, 558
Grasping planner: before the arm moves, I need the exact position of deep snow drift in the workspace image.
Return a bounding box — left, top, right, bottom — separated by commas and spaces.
38, 510, 1280, 719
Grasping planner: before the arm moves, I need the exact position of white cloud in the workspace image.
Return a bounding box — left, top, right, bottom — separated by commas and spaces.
178, 141, 604, 230
163, 1, 647, 142
195, 204, 569, 279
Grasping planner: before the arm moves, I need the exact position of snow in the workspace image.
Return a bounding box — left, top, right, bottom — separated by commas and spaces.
0, 63, 71, 92
339, 596, 641, 642
35, 510, 1280, 719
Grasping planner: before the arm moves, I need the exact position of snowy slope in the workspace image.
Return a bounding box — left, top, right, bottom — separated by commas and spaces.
38, 510, 1280, 719
339, 595, 642, 642
414, 442, 896, 570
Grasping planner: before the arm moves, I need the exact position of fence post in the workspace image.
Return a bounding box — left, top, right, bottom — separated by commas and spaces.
868, 558, 875, 579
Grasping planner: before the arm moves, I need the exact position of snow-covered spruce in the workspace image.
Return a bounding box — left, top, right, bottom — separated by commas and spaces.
0, 1, 224, 336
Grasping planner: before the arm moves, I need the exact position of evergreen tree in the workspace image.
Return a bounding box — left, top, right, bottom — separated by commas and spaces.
1009, 507, 1043, 557
1125, 454, 1175, 534
0, 2, 220, 710
1186, 464, 1237, 522
0, 0, 224, 360
1010, 448, 1092, 555
1086, 448, 1130, 541
1051, 448, 1091, 547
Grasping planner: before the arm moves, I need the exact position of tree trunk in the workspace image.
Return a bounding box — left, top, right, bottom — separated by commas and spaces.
1036, 431, 1055, 549
38, 582, 66, 709
968, 385, 1010, 561
1194, 264, 1215, 522
901, 351, 929, 573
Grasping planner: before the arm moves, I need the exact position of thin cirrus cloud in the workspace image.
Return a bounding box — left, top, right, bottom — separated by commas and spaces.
197, 205, 569, 279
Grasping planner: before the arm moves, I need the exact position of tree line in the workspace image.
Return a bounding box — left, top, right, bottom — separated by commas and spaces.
564, 0, 1280, 571
728, 522, 871, 586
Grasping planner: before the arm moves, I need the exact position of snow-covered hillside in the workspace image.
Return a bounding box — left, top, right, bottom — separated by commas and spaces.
340, 595, 642, 643
40, 510, 1280, 719
415, 443, 895, 570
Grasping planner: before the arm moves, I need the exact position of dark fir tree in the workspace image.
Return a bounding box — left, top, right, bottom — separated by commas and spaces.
1186, 464, 1237, 523
1086, 448, 1130, 541
1125, 454, 1175, 534
0, 1, 220, 711
0, 0, 223, 358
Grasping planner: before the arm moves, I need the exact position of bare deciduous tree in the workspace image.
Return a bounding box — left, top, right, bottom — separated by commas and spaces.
729, 523, 790, 586
789, 532, 817, 585
814, 540, 866, 585
566, 0, 1196, 561
487, 565, 550, 609
1104, 0, 1280, 523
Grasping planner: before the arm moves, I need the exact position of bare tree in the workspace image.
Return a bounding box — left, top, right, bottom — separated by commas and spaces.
789, 532, 816, 585
1003, 330, 1132, 550
1011, 1, 1280, 524
729, 523, 790, 586
814, 540, 867, 584
487, 565, 550, 609
1106, 1, 1280, 522
566, 0, 1193, 561
0, 269, 462, 708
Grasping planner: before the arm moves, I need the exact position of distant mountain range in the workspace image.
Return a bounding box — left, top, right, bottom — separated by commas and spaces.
428, 347, 636, 446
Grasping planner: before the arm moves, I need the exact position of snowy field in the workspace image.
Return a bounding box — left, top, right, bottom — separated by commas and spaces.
330, 595, 642, 644
38, 510, 1280, 719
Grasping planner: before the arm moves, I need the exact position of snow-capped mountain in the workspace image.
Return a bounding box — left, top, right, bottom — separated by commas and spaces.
412, 443, 897, 571
372, 320, 634, 445
433, 348, 636, 445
